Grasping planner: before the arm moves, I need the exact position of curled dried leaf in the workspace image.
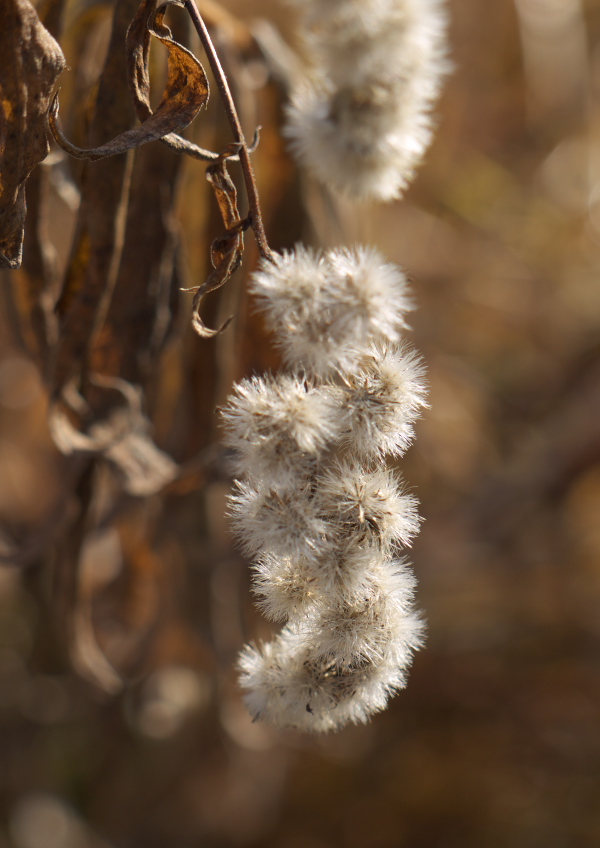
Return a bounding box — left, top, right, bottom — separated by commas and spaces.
50, 375, 178, 496
0, 0, 66, 268
48, 0, 209, 161
191, 144, 247, 337
126, 0, 259, 163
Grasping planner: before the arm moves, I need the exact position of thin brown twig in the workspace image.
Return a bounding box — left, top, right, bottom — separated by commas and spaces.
183, 0, 274, 262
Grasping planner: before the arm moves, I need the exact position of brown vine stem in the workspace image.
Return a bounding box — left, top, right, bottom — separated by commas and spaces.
183, 0, 274, 262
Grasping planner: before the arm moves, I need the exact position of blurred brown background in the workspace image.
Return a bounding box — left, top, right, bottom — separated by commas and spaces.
1, 0, 600, 846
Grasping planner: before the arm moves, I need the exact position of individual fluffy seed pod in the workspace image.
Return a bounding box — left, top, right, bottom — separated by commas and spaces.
229, 478, 332, 562
314, 461, 421, 554
308, 546, 391, 601
238, 600, 424, 732
252, 551, 322, 621
285, 0, 449, 201
238, 626, 322, 731
286, 79, 432, 202
221, 373, 343, 485
252, 545, 409, 622
310, 564, 423, 665
250, 246, 413, 376
339, 343, 428, 459
238, 636, 378, 732
326, 246, 413, 343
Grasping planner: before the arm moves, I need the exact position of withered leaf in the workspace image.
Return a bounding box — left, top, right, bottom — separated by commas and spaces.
51, 0, 140, 395
48, 0, 209, 161
50, 376, 178, 497
127, 0, 220, 162
89, 139, 182, 384
126, 0, 260, 163
191, 144, 247, 338
17, 0, 67, 363
0, 0, 66, 268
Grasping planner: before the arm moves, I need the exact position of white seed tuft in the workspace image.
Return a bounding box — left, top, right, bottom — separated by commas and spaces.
252, 552, 321, 621
314, 461, 421, 554
250, 245, 413, 376
222, 373, 342, 485
338, 343, 428, 459
238, 591, 424, 732
309, 565, 423, 665
228, 478, 331, 562
284, 0, 450, 201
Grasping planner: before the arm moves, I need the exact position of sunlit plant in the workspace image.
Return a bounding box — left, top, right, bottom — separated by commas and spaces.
1, 0, 448, 732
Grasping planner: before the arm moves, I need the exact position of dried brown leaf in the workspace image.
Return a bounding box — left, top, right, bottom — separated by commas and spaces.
52, 0, 140, 393
191, 144, 246, 337
0, 0, 65, 268
50, 376, 178, 496
11, 0, 67, 360
89, 145, 182, 384
126, 0, 220, 162
48, 0, 209, 161
126, 0, 260, 163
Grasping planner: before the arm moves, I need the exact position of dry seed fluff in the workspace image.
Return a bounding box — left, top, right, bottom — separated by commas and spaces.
223, 244, 428, 731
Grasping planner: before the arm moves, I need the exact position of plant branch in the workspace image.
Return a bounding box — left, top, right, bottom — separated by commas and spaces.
183, 0, 274, 262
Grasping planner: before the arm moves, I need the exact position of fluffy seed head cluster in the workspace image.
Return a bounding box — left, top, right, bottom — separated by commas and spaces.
339, 344, 428, 459
223, 246, 428, 732
284, 0, 449, 201
222, 374, 341, 484
250, 245, 413, 375
315, 462, 421, 553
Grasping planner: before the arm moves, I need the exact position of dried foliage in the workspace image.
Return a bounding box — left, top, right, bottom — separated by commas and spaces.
48, 1, 210, 161
191, 144, 247, 336
0, 0, 66, 269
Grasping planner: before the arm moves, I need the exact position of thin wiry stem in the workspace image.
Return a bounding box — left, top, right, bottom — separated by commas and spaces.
183, 0, 274, 262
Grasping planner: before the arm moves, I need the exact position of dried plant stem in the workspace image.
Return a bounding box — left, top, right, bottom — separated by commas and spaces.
184, 0, 274, 262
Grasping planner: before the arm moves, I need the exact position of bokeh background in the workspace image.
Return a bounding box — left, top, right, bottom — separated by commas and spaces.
1, 0, 600, 846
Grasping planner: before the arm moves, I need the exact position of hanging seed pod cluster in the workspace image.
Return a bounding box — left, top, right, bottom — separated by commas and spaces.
217, 0, 449, 731
223, 246, 429, 731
